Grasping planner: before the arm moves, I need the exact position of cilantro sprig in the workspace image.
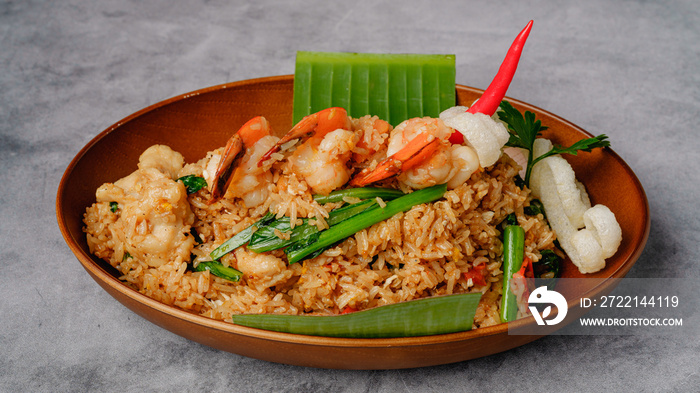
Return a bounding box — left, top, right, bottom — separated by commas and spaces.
498, 100, 610, 186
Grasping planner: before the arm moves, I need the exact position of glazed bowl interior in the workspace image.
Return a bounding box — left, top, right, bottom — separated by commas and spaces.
57, 75, 649, 369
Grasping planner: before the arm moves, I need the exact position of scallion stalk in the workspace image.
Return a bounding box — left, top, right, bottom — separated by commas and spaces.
312, 187, 405, 204
285, 184, 447, 264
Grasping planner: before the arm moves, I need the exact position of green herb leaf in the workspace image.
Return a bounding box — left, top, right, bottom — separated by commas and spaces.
503, 213, 518, 227
533, 249, 562, 290
248, 199, 377, 253
284, 232, 324, 261
209, 213, 276, 260
194, 261, 242, 282
513, 174, 525, 189
110, 202, 119, 213
524, 199, 546, 218
529, 135, 610, 170
500, 100, 548, 151
498, 100, 610, 187
177, 175, 208, 194
231, 292, 482, 338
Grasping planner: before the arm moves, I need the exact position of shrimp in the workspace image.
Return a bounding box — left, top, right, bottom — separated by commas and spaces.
258, 107, 359, 195
288, 128, 359, 195
205, 116, 278, 207
351, 22, 534, 189
258, 107, 351, 165
350, 117, 480, 189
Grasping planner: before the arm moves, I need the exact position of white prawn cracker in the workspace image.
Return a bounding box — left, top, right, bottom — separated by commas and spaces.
440, 109, 510, 168
530, 138, 621, 274
583, 205, 622, 259
569, 229, 605, 274
531, 140, 590, 228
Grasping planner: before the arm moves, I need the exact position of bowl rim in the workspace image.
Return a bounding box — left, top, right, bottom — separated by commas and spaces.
56, 74, 650, 349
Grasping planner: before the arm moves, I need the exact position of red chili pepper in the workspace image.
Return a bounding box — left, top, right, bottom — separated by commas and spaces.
449, 20, 534, 145
463, 263, 488, 287
511, 256, 534, 301
512, 256, 533, 280
517, 256, 534, 279
340, 306, 357, 314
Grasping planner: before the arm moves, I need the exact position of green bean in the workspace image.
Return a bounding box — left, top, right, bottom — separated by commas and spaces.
500, 224, 525, 323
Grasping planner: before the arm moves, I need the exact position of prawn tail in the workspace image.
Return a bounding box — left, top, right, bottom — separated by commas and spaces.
349, 158, 403, 187
258, 107, 351, 167
209, 134, 245, 204
349, 133, 441, 187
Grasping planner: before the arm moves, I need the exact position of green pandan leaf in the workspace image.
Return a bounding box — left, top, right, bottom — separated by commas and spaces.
232, 292, 482, 338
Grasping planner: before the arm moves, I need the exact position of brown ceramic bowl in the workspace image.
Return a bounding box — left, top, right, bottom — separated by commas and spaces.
56, 75, 649, 369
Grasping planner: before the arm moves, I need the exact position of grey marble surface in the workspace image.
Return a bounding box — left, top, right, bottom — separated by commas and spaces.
2, 0, 699, 391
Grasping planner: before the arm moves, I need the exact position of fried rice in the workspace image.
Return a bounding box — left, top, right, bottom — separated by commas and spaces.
83, 115, 557, 329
